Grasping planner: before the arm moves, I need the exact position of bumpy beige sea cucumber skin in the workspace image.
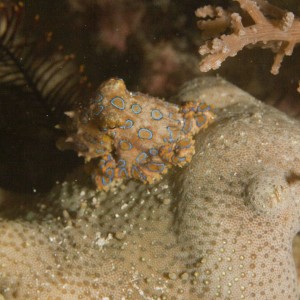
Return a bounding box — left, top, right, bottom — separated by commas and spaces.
173, 78, 300, 299
0, 77, 299, 299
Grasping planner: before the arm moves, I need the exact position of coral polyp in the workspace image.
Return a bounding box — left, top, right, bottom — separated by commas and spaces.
59, 78, 215, 190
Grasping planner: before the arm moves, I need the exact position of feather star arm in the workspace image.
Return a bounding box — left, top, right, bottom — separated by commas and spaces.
58, 78, 215, 191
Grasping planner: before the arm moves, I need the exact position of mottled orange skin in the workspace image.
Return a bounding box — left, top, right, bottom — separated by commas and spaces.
60, 78, 215, 190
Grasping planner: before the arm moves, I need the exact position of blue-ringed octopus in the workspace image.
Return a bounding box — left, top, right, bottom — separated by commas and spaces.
58, 78, 215, 190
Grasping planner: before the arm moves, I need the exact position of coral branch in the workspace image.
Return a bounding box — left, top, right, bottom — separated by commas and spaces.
195, 5, 231, 38
196, 0, 300, 75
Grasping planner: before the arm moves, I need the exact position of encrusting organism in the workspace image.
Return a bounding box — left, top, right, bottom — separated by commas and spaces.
58, 78, 215, 190
196, 0, 300, 80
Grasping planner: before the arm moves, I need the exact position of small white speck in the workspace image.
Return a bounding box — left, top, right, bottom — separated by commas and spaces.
121, 204, 128, 210
94, 232, 113, 250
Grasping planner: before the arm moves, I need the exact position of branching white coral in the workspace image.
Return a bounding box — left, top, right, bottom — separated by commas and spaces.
196, 0, 300, 75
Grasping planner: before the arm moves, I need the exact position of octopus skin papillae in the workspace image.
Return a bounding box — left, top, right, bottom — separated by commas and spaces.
61, 78, 215, 190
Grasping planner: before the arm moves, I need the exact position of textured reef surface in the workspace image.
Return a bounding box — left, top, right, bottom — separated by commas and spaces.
0, 77, 300, 299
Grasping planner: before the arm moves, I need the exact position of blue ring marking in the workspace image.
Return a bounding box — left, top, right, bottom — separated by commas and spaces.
117, 160, 128, 178
95, 148, 106, 155
149, 148, 158, 156
105, 168, 114, 178
120, 119, 134, 129
119, 140, 133, 151
131, 104, 142, 114
117, 159, 126, 168
136, 152, 148, 164
166, 126, 178, 143
138, 128, 153, 140
101, 176, 111, 186
197, 104, 211, 112
110, 96, 126, 110
146, 162, 165, 173
182, 106, 196, 114
99, 159, 106, 167
93, 93, 103, 103
101, 168, 114, 186
173, 156, 186, 163
182, 119, 192, 134
151, 109, 163, 120
176, 142, 191, 150
196, 114, 207, 127
131, 165, 147, 181
99, 155, 113, 167
94, 105, 104, 115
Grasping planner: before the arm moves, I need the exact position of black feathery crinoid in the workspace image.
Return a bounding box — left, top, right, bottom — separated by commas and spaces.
0, 1, 91, 193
